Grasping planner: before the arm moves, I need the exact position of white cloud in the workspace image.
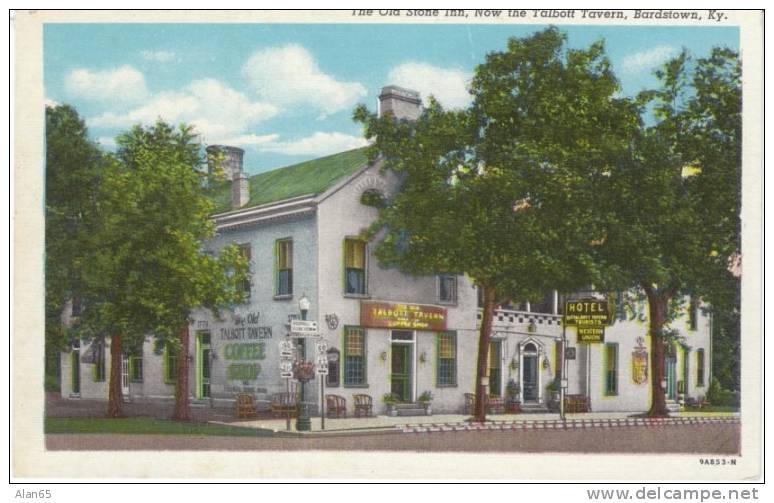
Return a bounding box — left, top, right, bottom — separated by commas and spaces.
387, 62, 472, 109
258, 132, 368, 156
65, 65, 148, 103
243, 44, 366, 116
621, 45, 679, 74
216, 133, 280, 147
44, 98, 59, 108
140, 50, 176, 63
88, 78, 278, 140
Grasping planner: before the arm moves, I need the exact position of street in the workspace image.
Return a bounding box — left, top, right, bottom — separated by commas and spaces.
46, 422, 740, 453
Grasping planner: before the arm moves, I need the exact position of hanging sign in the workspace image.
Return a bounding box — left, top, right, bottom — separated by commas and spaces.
360, 301, 447, 331
564, 299, 610, 343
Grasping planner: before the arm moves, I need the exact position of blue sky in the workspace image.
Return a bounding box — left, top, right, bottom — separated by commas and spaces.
44, 23, 739, 175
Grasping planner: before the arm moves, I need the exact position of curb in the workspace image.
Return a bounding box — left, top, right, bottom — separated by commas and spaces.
396, 416, 740, 434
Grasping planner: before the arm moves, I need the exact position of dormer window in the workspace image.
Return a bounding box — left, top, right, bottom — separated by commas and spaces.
360, 189, 385, 208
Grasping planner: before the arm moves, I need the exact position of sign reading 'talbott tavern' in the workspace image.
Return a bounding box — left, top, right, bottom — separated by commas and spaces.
564, 299, 611, 343
360, 301, 447, 331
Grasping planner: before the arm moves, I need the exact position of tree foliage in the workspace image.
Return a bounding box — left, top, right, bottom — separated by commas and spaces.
355, 27, 636, 421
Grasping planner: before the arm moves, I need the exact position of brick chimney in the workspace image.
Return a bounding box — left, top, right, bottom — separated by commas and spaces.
232, 172, 249, 209
378, 85, 421, 121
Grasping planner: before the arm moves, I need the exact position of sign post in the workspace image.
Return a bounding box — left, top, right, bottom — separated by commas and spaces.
315, 339, 329, 430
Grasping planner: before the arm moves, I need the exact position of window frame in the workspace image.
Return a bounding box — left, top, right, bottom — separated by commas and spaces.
237, 243, 252, 301
696, 348, 705, 387
604, 343, 619, 396
93, 341, 106, 382
163, 345, 178, 385
274, 238, 294, 298
437, 275, 458, 305
129, 351, 143, 383
689, 296, 699, 331
343, 326, 367, 387
436, 331, 457, 387
343, 238, 368, 297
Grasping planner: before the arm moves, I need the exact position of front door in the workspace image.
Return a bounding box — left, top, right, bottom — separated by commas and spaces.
665, 355, 677, 400
196, 332, 211, 399
523, 354, 539, 402
391, 344, 412, 402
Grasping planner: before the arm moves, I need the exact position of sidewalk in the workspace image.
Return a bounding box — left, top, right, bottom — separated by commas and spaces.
215, 410, 740, 436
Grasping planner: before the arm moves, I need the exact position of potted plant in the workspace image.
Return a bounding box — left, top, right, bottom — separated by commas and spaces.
382, 392, 399, 416
418, 390, 434, 415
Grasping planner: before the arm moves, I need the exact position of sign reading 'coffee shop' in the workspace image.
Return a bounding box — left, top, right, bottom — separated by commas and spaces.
361, 301, 447, 331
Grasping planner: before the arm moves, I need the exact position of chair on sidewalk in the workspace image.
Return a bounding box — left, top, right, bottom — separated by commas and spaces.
234, 393, 258, 419
326, 394, 347, 418
270, 392, 297, 419
353, 394, 373, 417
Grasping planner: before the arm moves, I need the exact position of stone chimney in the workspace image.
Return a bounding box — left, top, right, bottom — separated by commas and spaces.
378, 85, 421, 121
232, 172, 249, 209
207, 145, 245, 181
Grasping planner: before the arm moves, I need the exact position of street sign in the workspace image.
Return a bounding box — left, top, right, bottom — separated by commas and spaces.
279, 339, 294, 358
279, 359, 294, 378
290, 319, 318, 335
315, 340, 328, 355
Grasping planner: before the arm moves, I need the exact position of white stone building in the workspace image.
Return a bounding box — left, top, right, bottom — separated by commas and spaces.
59, 86, 713, 416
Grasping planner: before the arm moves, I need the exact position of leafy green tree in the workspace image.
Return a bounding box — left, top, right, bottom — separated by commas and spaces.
77, 121, 248, 419
597, 48, 741, 416
355, 28, 637, 422
45, 104, 105, 390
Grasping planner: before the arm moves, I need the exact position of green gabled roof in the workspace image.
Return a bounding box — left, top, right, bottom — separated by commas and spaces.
209, 147, 369, 214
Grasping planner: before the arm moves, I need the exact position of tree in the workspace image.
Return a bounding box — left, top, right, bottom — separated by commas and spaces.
597, 48, 741, 416
77, 121, 248, 419
355, 28, 637, 422
44, 104, 105, 390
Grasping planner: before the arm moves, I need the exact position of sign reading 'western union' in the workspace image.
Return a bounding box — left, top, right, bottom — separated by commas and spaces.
360, 301, 447, 331
564, 299, 610, 343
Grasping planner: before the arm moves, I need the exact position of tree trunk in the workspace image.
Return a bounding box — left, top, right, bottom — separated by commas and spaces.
645, 290, 671, 418
107, 334, 123, 418
473, 285, 497, 423
173, 324, 192, 421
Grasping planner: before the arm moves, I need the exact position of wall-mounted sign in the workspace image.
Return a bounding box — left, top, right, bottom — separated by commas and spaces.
223, 343, 266, 360
226, 363, 260, 381
632, 338, 648, 385
325, 313, 340, 330
360, 301, 447, 331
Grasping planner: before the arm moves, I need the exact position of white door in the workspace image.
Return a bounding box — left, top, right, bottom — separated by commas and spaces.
121, 354, 130, 398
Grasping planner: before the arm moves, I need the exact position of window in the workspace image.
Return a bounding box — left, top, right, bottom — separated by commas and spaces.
343, 326, 366, 386
605, 343, 618, 395
344, 239, 366, 295
477, 288, 484, 308
93, 341, 106, 382
130, 351, 143, 383
689, 296, 698, 330
436, 332, 457, 387
438, 275, 457, 304
697, 348, 705, 387
488, 340, 502, 396
275, 239, 293, 296
238, 243, 252, 299
164, 345, 178, 384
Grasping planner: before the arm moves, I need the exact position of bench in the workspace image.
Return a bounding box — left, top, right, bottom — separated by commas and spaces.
234, 393, 259, 419
353, 394, 373, 417
326, 394, 347, 418
564, 394, 590, 413
270, 392, 297, 418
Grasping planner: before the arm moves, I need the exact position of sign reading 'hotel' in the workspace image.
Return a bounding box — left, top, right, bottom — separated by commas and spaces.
564, 299, 611, 343
360, 301, 447, 331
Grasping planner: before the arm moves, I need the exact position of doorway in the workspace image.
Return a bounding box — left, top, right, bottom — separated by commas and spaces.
665, 355, 677, 401
390, 330, 414, 402
196, 331, 212, 399
522, 343, 539, 402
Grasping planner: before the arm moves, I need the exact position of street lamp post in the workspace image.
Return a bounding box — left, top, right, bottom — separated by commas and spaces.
295, 294, 312, 432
